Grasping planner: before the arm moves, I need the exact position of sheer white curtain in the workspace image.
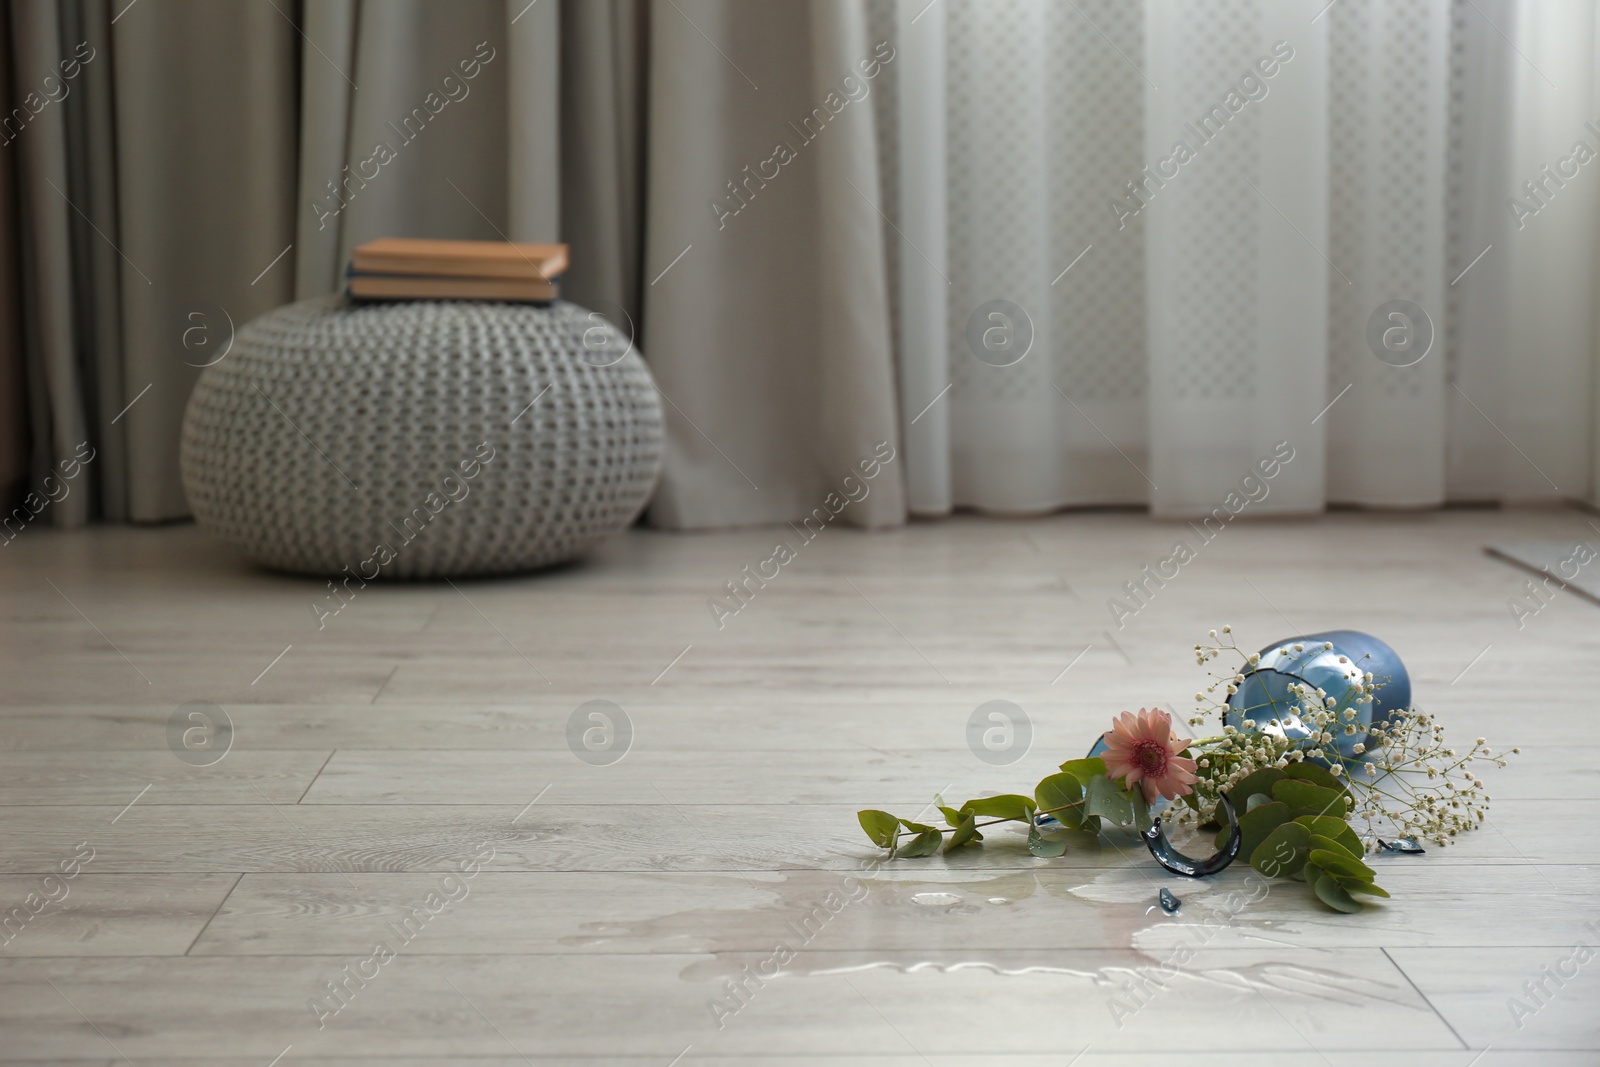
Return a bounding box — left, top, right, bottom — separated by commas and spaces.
1450, 0, 1600, 502
890, 0, 1600, 518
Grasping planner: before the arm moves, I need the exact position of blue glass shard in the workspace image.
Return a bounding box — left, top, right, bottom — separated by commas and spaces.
1378, 836, 1425, 853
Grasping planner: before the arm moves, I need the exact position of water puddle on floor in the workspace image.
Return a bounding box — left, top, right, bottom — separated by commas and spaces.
783, 956, 1403, 1007
552, 865, 1405, 1009
556, 866, 1190, 953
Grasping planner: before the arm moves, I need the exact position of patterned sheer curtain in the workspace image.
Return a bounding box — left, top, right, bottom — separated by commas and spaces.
887, 0, 1600, 518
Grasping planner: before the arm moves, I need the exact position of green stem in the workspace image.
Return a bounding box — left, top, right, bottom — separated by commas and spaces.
890, 799, 1088, 841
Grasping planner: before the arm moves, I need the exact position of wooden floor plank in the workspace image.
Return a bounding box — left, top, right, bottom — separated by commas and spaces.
0, 752, 333, 806
1387, 946, 1600, 1051
0, 874, 237, 957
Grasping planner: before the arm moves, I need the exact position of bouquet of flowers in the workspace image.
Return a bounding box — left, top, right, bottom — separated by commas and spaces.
857, 627, 1515, 913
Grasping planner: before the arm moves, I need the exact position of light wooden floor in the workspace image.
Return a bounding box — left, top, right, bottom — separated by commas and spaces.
1, 507, 1597, 1065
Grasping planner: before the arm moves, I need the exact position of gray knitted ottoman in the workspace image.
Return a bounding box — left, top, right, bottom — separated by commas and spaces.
180, 296, 663, 578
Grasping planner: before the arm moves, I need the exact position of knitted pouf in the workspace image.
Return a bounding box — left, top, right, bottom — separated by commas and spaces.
181, 296, 663, 578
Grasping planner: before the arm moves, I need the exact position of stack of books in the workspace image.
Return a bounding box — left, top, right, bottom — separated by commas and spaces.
347, 238, 567, 303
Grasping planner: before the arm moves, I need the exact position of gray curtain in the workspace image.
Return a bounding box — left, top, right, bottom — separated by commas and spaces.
8, 0, 298, 522
4, 0, 907, 530
0, 4, 27, 511
642, 1, 903, 528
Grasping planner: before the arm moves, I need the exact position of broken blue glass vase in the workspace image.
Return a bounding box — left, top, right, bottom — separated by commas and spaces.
1224, 629, 1410, 761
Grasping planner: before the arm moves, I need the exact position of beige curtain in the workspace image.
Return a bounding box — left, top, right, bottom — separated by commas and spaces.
7, 0, 907, 530
640, 1, 904, 527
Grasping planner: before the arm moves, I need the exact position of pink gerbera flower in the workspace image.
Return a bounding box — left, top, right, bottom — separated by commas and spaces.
1101, 707, 1198, 803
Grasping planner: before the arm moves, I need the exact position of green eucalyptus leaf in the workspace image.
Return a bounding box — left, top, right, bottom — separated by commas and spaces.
1271, 779, 1350, 819
1251, 821, 1310, 878
1284, 762, 1348, 794
1305, 838, 1369, 870
1084, 774, 1137, 827
898, 828, 943, 858
1345, 881, 1390, 899
1057, 757, 1107, 783
857, 810, 900, 849
939, 806, 965, 828
1309, 847, 1377, 883
1222, 800, 1292, 859
1293, 816, 1364, 857
1035, 773, 1086, 830
1310, 867, 1364, 913
1232, 767, 1288, 805
945, 813, 982, 853
1027, 824, 1070, 858
960, 794, 1037, 822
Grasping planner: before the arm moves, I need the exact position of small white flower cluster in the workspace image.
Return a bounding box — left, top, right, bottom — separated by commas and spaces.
1179, 628, 1516, 850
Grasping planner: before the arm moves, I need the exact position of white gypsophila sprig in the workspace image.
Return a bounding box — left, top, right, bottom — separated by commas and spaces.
1177, 629, 1515, 850
1345, 709, 1517, 847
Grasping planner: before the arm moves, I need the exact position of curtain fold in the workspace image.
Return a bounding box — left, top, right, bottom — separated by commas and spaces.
110, 0, 300, 520
558, 0, 648, 323
11, 0, 92, 524
10, 0, 299, 522
917, 0, 1155, 515
1479, 0, 1597, 501
1144, 0, 1330, 517
70, 0, 125, 518
1324, 0, 1450, 508
639, 0, 905, 528
886, 0, 947, 516
0, 1, 29, 514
